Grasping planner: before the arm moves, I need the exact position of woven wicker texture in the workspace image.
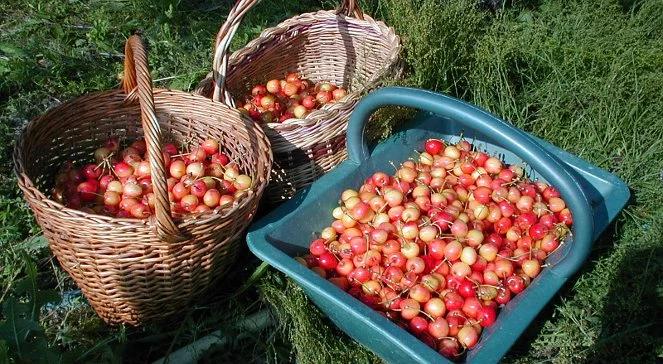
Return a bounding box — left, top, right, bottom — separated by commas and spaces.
196, 0, 401, 204
13, 35, 272, 325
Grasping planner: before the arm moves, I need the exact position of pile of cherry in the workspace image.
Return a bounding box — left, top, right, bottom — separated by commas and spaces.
301, 138, 573, 359
51, 137, 253, 218
237, 72, 348, 123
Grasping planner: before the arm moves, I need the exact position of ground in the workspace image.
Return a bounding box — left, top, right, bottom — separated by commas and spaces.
1, 0, 662, 363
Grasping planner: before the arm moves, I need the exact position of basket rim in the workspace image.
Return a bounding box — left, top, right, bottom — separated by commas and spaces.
198, 9, 402, 131
13, 88, 272, 232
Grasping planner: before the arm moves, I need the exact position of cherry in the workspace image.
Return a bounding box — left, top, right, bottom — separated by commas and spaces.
409, 284, 432, 303
105, 137, 119, 152
399, 299, 420, 320
529, 223, 549, 240
180, 195, 199, 212
350, 236, 368, 255
350, 268, 371, 284
506, 274, 526, 294
457, 325, 479, 349
130, 203, 150, 218
425, 139, 445, 156
82, 164, 101, 179
190, 180, 208, 198
438, 338, 460, 358
309, 238, 327, 256
446, 311, 467, 336
318, 252, 338, 270
443, 291, 464, 311
462, 296, 482, 318
522, 259, 541, 278
203, 189, 221, 207
211, 152, 230, 166
409, 316, 429, 334
495, 287, 511, 305
473, 186, 492, 204
477, 305, 497, 327
424, 298, 446, 318
417, 333, 438, 350
457, 279, 476, 298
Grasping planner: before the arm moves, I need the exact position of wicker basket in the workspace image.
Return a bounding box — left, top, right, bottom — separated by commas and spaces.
13, 35, 272, 325
196, 0, 401, 204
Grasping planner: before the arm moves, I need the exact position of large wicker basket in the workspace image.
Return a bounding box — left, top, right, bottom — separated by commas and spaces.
196, 0, 401, 204
13, 35, 272, 325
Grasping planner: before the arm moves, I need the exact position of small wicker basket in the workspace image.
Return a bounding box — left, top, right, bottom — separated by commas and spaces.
13, 35, 272, 325
196, 0, 401, 204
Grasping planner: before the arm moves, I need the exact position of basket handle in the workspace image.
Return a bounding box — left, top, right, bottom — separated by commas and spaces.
338, 0, 364, 19
210, 0, 364, 104
346, 86, 594, 278
122, 35, 185, 243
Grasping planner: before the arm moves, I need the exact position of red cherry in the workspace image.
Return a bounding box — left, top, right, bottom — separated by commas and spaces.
163, 143, 179, 155
302, 95, 316, 109
252, 84, 267, 95
495, 287, 511, 305
304, 255, 318, 267
462, 297, 482, 318
190, 180, 208, 198
520, 183, 538, 198
515, 212, 537, 229
543, 186, 561, 200
349, 268, 371, 284
477, 305, 497, 327
457, 279, 476, 298
211, 152, 230, 166
438, 338, 460, 359
424, 139, 444, 155
473, 186, 492, 204
428, 239, 446, 260
77, 180, 98, 202
82, 164, 101, 179
409, 316, 429, 334
392, 179, 411, 194
494, 217, 512, 234
385, 252, 407, 268
529, 223, 549, 240
539, 213, 557, 229
99, 175, 115, 190
446, 311, 467, 336
105, 137, 119, 152
443, 291, 464, 311
506, 274, 526, 294
309, 239, 327, 256
371, 172, 391, 187
486, 233, 504, 247
318, 252, 338, 270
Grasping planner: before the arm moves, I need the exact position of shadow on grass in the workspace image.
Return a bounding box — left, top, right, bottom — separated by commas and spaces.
505, 211, 663, 363
585, 245, 662, 362
502, 225, 623, 361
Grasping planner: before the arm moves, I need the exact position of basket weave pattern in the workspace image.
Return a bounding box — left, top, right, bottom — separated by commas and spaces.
196, 0, 401, 203
14, 36, 272, 325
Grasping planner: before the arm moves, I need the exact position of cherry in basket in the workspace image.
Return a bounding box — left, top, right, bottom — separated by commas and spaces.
52, 137, 253, 218
238, 72, 348, 123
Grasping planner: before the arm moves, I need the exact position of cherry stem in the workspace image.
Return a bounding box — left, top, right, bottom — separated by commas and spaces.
418, 310, 435, 321
430, 258, 448, 273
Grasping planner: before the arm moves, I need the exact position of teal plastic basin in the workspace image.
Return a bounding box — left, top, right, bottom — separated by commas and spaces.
247, 87, 630, 363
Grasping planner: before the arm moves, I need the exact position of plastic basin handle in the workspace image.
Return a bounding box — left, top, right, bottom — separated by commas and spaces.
347, 86, 594, 278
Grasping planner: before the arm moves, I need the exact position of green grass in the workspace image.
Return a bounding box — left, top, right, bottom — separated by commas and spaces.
1, 0, 662, 363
